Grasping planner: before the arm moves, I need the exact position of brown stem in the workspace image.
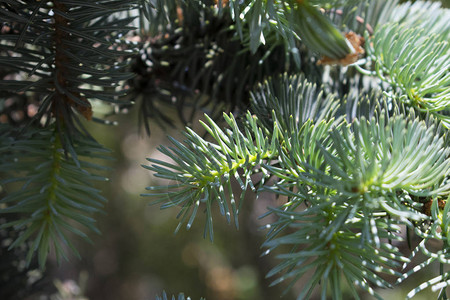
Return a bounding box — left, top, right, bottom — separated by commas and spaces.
52, 1, 92, 120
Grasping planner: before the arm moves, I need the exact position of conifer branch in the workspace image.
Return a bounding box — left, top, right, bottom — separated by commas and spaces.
144, 73, 450, 298
0, 0, 137, 267
0, 125, 110, 268
143, 111, 280, 239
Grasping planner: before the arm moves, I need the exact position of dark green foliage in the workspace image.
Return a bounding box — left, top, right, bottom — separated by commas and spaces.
0, 0, 138, 131
0, 125, 110, 269
132, 0, 380, 134
131, 0, 301, 134
0, 0, 138, 268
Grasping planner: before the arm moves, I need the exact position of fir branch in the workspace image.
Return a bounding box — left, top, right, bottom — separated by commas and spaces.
0, 125, 110, 268
365, 2, 450, 127
264, 203, 406, 299
142, 74, 340, 238
139, 1, 450, 299
0, 0, 138, 269
137, 1, 450, 299
261, 110, 450, 298
142, 111, 279, 239
0, 0, 138, 131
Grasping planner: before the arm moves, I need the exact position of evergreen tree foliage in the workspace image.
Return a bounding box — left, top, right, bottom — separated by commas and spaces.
141, 0, 450, 299
1, 0, 449, 299
0, 0, 138, 294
